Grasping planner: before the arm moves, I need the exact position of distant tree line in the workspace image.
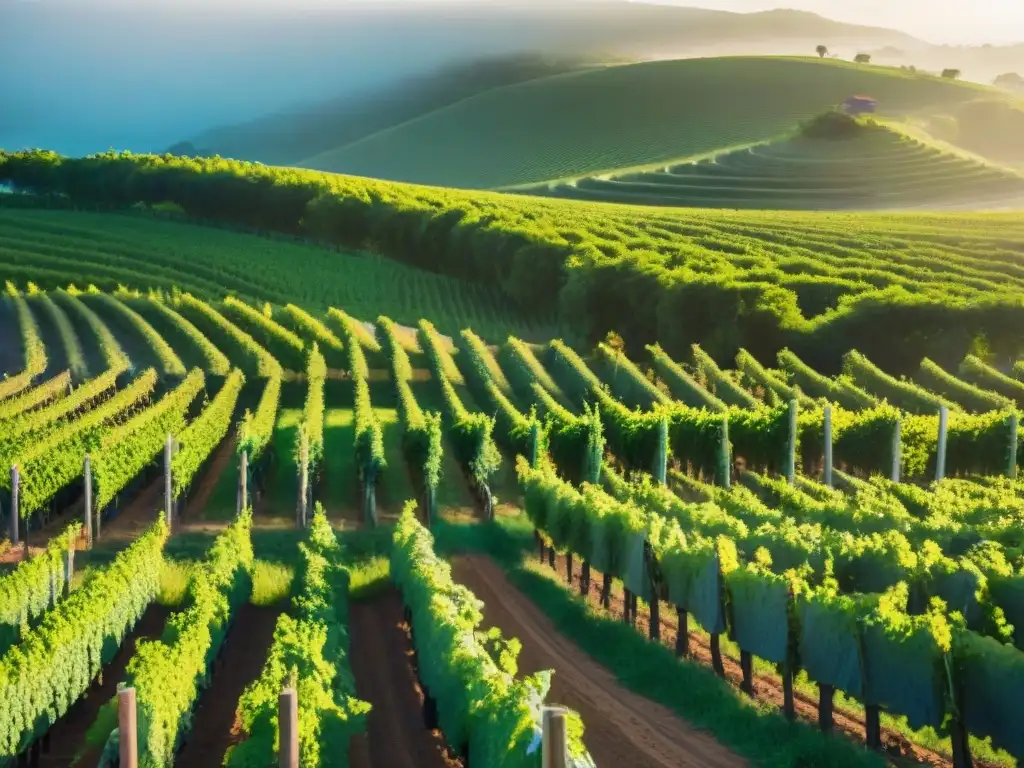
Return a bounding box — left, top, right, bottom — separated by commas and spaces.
827, 48, 962, 80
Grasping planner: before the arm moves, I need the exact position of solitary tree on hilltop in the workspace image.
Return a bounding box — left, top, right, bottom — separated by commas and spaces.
816, 45, 828, 58
854, 53, 872, 64
942, 68, 962, 80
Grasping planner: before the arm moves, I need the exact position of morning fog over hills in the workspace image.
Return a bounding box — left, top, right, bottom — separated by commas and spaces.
3, 0, 1021, 161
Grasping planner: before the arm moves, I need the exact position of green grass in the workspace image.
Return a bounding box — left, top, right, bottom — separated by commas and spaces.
251, 559, 295, 605
75, 696, 118, 766
197, 458, 241, 522
299, 56, 1011, 189
157, 554, 295, 608
552, 122, 1024, 210
156, 558, 194, 606
266, 407, 303, 517
347, 555, 391, 600
375, 405, 418, 513
412, 380, 476, 510
322, 405, 358, 516
0, 208, 553, 341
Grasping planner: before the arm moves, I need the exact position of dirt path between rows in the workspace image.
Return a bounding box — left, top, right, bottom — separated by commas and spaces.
450, 555, 745, 768
539, 550, 978, 768
38, 602, 173, 768
175, 603, 281, 767
347, 589, 462, 768
183, 434, 237, 522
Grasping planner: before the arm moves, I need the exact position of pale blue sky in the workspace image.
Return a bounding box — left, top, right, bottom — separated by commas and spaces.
35, 0, 1023, 44
644, 0, 1023, 44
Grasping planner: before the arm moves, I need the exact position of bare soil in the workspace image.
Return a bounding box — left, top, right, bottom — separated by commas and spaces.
182, 433, 237, 522
175, 603, 282, 767
347, 588, 462, 768
451, 554, 746, 768
91, 473, 165, 555
38, 602, 173, 768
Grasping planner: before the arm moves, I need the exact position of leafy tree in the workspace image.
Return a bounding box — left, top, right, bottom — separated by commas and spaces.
816, 45, 828, 59
941, 68, 961, 80
854, 53, 872, 64
994, 72, 1024, 91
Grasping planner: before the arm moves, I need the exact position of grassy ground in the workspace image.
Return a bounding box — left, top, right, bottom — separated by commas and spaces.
299, 56, 1007, 189
322, 405, 358, 518
264, 407, 303, 519
374, 406, 419, 517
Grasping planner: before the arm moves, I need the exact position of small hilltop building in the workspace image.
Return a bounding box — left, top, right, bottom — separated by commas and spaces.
841, 96, 878, 116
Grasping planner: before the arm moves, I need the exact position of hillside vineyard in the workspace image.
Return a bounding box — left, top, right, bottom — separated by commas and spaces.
3, 47, 1024, 765
1, 269, 1024, 765
5, 151, 1024, 379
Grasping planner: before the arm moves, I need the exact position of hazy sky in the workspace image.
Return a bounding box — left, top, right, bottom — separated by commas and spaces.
21, 0, 1022, 44
642, 1, 1023, 44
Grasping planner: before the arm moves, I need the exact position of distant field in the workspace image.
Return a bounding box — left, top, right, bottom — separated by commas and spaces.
0, 208, 557, 341
545, 123, 1024, 210
299, 56, 1017, 189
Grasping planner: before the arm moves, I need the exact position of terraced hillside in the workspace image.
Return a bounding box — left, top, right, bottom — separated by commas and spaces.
544, 122, 1024, 210
298, 56, 1020, 189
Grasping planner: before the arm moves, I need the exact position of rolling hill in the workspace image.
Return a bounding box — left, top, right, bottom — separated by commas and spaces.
541, 120, 1024, 209
297, 56, 1021, 190
159, 5, 919, 164
175, 55, 605, 167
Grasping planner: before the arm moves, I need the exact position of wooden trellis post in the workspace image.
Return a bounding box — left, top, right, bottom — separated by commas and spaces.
717, 415, 731, 489
819, 403, 835, 487
278, 688, 299, 768
64, 546, 75, 597
785, 399, 798, 483
890, 418, 902, 483
542, 707, 568, 768
84, 455, 93, 548
653, 415, 668, 486
935, 405, 949, 482
298, 431, 309, 529
10, 465, 19, 546
1008, 412, 1018, 478
164, 434, 174, 527
118, 686, 138, 768
239, 450, 248, 514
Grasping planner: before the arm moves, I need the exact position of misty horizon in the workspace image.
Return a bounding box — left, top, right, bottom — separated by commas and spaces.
2, 0, 1021, 158
11, 0, 1022, 45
